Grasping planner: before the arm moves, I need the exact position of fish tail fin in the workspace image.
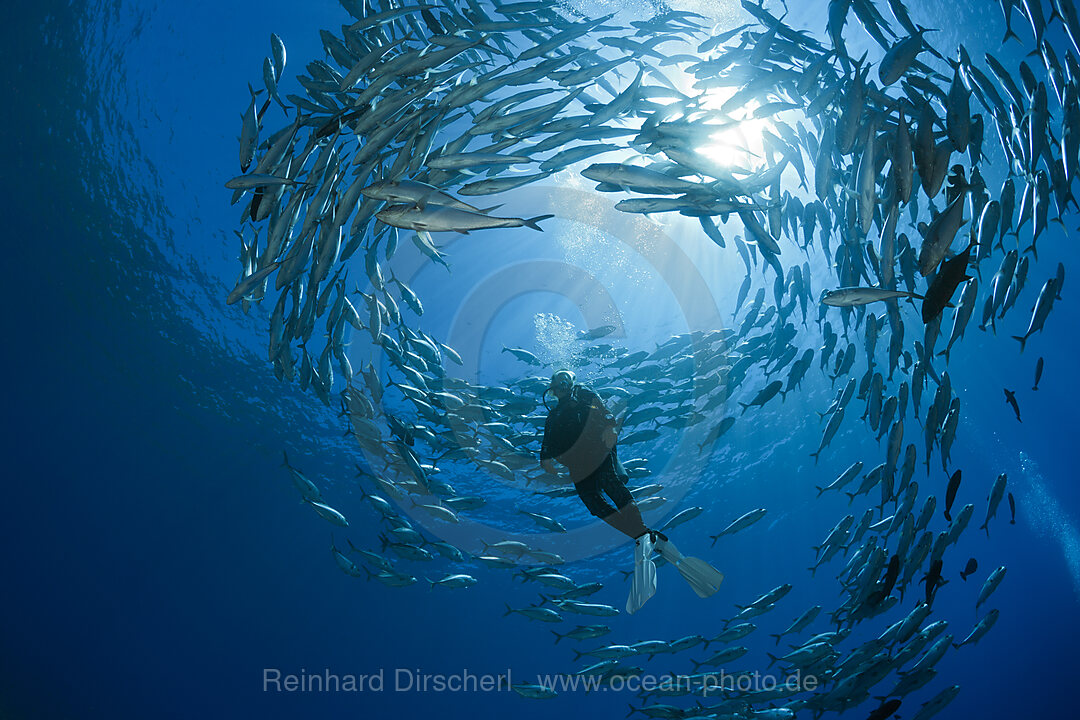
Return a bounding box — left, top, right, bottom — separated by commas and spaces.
815, 486, 826, 497
709, 534, 720, 548
1011, 334, 1027, 353
770, 633, 782, 646
1002, 27, 1020, 44
740, 403, 751, 415
766, 652, 780, 669
503, 603, 514, 617
524, 214, 555, 231
281, 451, 291, 468
550, 630, 564, 644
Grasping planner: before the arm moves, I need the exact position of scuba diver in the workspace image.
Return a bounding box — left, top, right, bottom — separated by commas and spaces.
539, 369, 648, 539
539, 370, 724, 613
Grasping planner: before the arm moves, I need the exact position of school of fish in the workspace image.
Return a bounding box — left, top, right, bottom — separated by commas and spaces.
222, 0, 1074, 716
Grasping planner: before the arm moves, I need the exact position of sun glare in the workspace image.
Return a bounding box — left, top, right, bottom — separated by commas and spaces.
695, 90, 775, 171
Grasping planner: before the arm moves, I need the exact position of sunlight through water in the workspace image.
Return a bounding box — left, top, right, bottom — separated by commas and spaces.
696, 94, 777, 171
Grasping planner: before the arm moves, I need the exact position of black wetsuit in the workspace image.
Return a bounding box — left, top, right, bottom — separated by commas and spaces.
539, 384, 633, 520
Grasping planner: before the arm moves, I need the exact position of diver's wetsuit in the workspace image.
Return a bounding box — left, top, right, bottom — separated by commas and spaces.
540, 384, 635, 522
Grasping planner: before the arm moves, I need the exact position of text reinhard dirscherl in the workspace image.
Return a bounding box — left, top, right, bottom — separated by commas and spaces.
262, 668, 820, 695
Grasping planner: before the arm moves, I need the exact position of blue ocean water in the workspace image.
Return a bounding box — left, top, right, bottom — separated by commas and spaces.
4, 1, 1080, 719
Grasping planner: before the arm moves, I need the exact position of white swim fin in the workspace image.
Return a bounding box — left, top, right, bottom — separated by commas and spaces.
626, 532, 658, 614
655, 537, 724, 598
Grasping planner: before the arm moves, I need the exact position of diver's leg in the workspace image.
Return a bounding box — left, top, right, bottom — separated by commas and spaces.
602, 456, 635, 509
575, 465, 647, 539
599, 456, 650, 539
574, 473, 618, 521
603, 503, 650, 539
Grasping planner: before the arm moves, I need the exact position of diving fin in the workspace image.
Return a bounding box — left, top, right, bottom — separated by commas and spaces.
626, 532, 658, 614
655, 537, 724, 598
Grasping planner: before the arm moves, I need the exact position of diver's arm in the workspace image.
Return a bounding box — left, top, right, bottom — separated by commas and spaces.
539, 447, 557, 474
602, 426, 617, 448
579, 387, 618, 447
578, 387, 615, 424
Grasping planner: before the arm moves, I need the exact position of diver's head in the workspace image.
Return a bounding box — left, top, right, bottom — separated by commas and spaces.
548, 370, 576, 402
